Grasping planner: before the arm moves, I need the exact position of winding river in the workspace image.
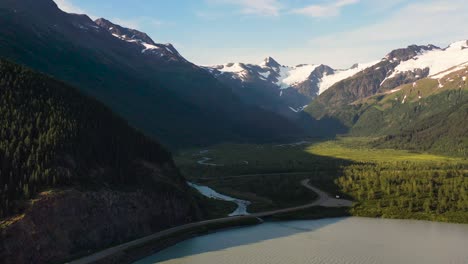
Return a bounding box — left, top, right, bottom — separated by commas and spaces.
135, 217, 468, 264
188, 182, 250, 216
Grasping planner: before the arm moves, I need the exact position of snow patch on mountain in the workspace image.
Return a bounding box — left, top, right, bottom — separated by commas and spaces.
99, 18, 186, 62
318, 60, 379, 94
389, 40, 468, 80
279, 64, 320, 88
217, 63, 246, 74
111, 33, 161, 53
258, 71, 270, 80
431, 62, 468, 79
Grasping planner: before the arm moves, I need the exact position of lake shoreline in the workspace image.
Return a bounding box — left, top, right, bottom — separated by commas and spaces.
67, 207, 351, 264
85, 217, 263, 264
68, 178, 466, 264
136, 217, 468, 264
69, 209, 468, 264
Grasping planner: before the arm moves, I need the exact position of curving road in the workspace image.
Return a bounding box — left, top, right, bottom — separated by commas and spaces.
253, 179, 352, 217
68, 179, 352, 264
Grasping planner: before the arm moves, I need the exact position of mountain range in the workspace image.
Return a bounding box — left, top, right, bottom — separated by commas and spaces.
206, 42, 467, 120
1, 0, 465, 147
203, 39, 467, 155
204, 57, 379, 117
0, 0, 302, 149
0, 0, 467, 262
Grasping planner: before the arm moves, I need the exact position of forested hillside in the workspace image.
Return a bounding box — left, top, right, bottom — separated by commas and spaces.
0, 59, 201, 263
354, 69, 468, 156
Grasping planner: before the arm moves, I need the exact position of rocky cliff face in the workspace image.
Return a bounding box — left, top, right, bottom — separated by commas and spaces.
0, 187, 200, 264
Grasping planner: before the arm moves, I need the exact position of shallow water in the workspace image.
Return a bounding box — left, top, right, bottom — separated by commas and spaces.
135, 217, 468, 264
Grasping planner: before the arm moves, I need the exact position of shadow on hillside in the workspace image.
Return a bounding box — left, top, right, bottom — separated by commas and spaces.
297, 112, 349, 138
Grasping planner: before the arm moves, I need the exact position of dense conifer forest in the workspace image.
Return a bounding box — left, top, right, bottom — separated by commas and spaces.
337, 162, 468, 223
0, 59, 180, 218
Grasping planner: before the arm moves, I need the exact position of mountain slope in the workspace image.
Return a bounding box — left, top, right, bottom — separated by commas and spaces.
369, 68, 468, 156
0, 0, 301, 148
0, 59, 201, 263
306, 44, 445, 122
344, 67, 468, 156
205, 57, 379, 119
306, 41, 468, 128
302, 41, 468, 156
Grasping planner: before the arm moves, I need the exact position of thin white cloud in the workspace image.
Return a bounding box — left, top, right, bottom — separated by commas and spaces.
53, 0, 99, 19
208, 0, 282, 16
192, 0, 468, 69
292, 0, 359, 17
303, 0, 468, 67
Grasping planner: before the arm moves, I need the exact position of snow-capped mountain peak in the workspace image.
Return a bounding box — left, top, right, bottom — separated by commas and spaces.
205, 58, 381, 104
204, 40, 468, 119
384, 40, 468, 82
261, 56, 282, 68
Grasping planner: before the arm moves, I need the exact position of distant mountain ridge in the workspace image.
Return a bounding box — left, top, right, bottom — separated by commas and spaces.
203, 56, 380, 121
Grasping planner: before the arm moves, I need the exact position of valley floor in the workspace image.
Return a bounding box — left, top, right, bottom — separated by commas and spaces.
176, 137, 468, 223
68, 137, 467, 263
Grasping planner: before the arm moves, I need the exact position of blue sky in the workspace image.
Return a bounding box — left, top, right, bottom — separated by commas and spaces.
54, 0, 468, 68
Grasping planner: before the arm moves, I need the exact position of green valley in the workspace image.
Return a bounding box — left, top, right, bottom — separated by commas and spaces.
177, 137, 467, 223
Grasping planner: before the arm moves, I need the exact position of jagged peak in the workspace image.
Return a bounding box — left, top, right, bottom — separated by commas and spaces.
261, 56, 281, 68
